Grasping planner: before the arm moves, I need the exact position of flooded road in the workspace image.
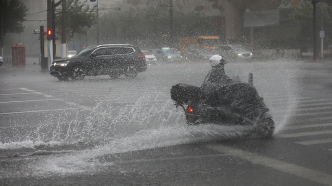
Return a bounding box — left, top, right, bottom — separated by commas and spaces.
1, 58, 332, 185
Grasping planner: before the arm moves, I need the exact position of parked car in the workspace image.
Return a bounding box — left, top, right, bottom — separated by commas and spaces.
50, 44, 147, 81
186, 49, 218, 61
0, 56, 3, 66
67, 50, 77, 58
219, 45, 252, 61
160, 47, 183, 62
141, 50, 157, 65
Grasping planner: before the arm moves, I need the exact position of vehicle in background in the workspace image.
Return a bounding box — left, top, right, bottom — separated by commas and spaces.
141, 50, 157, 65
50, 44, 147, 81
179, 36, 221, 56
185, 49, 218, 61
67, 50, 77, 58
0, 56, 3, 66
150, 49, 164, 61
219, 45, 253, 61
161, 47, 183, 62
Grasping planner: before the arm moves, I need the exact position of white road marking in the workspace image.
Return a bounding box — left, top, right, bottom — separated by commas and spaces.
0, 108, 78, 115
284, 123, 332, 130
0, 99, 61, 104
19, 88, 53, 97
296, 138, 332, 145
0, 93, 36, 95
207, 144, 332, 186
276, 130, 332, 138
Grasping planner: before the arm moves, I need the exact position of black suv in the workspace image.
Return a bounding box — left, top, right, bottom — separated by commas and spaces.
50, 44, 147, 81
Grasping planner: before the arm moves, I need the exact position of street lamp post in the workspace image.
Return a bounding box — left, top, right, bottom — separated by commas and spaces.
312, 0, 319, 61
320, 0, 324, 60
169, 0, 173, 47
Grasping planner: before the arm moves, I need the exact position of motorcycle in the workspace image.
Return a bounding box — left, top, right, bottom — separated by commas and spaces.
170, 73, 275, 138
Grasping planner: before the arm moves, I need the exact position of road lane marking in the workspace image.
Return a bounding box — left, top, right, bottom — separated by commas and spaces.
0, 88, 21, 90
19, 88, 53, 97
0, 108, 78, 115
0, 93, 36, 95
207, 144, 332, 186
0, 98, 61, 104
284, 123, 332, 130
296, 138, 332, 145
290, 116, 332, 123
276, 130, 332, 138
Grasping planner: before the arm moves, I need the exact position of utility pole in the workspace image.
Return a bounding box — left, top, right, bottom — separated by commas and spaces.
52, 0, 56, 58
320, 0, 324, 60
312, 0, 319, 61
40, 26, 45, 71
61, 0, 66, 58
169, 0, 173, 47
97, 0, 99, 45
47, 0, 53, 69
1, 5, 4, 57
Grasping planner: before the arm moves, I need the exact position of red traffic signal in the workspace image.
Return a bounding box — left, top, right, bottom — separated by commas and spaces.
47, 30, 52, 40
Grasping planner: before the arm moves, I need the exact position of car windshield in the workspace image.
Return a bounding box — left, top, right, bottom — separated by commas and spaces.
197, 49, 217, 55
141, 50, 153, 55
76, 48, 95, 56
164, 48, 180, 54
232, 46, 249, 52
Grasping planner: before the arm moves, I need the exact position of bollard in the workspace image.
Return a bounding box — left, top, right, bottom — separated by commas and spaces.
248, 73, 253, 86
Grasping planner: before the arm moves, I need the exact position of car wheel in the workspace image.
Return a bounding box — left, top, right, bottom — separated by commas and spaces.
124, 66, 137, 78
57, 76, 68, 81
71, 67, 85, 80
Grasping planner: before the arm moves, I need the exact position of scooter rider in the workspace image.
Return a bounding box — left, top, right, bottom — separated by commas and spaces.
201, 55, 230, 98
198, 55, 232, 122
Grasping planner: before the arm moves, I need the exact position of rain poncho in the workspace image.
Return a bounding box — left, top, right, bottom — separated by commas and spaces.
199, 63, 269, 124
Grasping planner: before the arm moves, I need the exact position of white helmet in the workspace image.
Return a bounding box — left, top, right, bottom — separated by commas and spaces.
209, 55, 227, 67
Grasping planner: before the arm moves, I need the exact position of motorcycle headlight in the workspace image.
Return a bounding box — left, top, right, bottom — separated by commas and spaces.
237, 54, 242, 56
168, 56, 172, 59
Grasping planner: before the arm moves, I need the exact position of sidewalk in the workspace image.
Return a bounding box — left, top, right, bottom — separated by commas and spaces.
0, 57, 47, 73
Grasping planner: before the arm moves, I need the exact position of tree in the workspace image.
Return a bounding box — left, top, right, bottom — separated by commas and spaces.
0, 0, 27, 35
292, 1, 331, 50
96, 6, 220, 48
55, 0, 98, 38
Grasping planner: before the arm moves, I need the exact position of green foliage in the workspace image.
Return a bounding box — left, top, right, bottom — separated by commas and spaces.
96, 6, 220, 47
292, 1, 331, 49
0, 0, 27, 35
55, 0, 98, 38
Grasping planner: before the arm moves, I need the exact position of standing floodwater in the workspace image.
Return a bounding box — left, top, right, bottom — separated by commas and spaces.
0, 59, 300, 178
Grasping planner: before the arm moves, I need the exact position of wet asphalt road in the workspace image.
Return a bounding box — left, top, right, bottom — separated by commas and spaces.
1, 57, 332, 185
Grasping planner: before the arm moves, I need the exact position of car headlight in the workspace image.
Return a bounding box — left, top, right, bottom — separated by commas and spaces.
168, 56, 172, 59
237, 54, 242, 56
53, 61, 69, 66
68, 55, 73, 58
250, 53, 253, 56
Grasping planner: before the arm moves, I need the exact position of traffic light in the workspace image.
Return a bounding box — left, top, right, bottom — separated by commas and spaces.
47, 30, 52, 40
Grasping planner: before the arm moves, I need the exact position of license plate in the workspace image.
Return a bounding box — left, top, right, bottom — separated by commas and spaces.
51, 69, 55, 72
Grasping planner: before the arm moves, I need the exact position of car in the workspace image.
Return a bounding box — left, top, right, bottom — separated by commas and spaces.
67, 50, 77, 58
218, 45, 252, 61
0, 56, 3, 67
160, 47, 183, 62
50, 44, 147, 81
141, 50, 157, 65
185, 49, 218, 61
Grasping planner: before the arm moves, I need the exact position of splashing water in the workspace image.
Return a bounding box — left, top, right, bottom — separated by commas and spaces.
0, 59, 300, 177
